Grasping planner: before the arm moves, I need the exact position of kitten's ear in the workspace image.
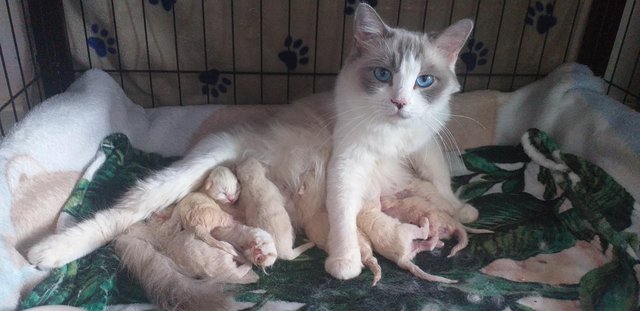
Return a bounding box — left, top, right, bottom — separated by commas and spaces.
353, 3, 389, 44
204, 180, 213, 191
434, 19, 474, 69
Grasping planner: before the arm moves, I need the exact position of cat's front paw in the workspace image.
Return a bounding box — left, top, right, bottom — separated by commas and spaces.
325, 252, 362, 280
28, 234, 84, 269
457, 203, 479, 223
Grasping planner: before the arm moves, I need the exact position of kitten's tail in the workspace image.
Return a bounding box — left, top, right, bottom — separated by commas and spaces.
114, 225, 235, 310
398, 259, 457, 284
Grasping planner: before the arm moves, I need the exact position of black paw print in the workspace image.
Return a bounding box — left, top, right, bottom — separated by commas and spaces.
87, 24, 116, 57
199, 69, 232, 97
525, 1, 557, 34
344, 0, 378, 15
148, 0, 176, 11
278, 36, 309, 71
460, 39, 488, 72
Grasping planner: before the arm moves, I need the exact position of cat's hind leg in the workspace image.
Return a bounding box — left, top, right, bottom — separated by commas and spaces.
28, 132, 242, 269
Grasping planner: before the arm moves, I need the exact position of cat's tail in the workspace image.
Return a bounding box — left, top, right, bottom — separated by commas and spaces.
28, 132, 242, 269
114, 224, 235, 310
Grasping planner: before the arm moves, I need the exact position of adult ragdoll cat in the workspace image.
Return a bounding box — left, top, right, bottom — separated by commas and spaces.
28, 4, 477, 281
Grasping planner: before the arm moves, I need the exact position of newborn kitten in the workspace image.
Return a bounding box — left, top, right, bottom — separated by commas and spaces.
114, 206, 234, 310
149, 206, 258, 283
382, 178, 492, 257
236, 157, 315, 260
357, 201, 457, 284
175, 166, 241, 256
28, 5, 475, 285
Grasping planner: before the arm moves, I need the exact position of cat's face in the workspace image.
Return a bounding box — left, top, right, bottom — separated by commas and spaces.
204, 166, 240, 204
337, 4, 472, 124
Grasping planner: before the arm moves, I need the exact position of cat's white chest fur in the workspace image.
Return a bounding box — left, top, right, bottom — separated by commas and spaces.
338, 119, 431, 200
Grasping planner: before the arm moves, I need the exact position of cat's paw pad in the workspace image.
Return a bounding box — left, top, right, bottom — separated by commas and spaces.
247, 229, 277, 268
28, 235, 82, 269
325, 254, 362, 280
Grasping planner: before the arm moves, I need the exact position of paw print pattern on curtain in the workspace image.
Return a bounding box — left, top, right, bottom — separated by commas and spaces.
278, 35, 310, 71
525, 1, 558, 34
87, 24, 116, 58
460, 39, 489, 72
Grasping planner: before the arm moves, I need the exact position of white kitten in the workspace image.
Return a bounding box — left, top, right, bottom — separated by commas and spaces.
357, 200, 456, 284
236, 157, 315, 260
205, 165, 240, 206
28, 4, 475, 284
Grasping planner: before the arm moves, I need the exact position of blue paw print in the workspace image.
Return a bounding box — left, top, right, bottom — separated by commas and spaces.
460, 39, 488, 72
344, 0, 378, 15
525, 1, 557, 34
278, 36, 309, 71
148, 0, 176, 11
199, 69, 232, 98
87, 24, 116, 57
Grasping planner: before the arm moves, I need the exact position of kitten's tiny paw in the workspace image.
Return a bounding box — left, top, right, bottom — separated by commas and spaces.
28, 235, 81, 269
325, 255, 362, 280
457, 204, 479, 223
247, 229, 277, 268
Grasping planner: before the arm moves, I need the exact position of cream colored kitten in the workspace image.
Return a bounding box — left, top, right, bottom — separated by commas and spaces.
381, 178, 493, 257
115, 208, 234, 310
357, 201, 456, 284
29, 5, 475, 284
236, 157, 315, 260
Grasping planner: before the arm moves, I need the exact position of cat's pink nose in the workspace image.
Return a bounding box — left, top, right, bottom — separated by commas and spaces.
391, 98, 406, 109
227, 194, 237, 203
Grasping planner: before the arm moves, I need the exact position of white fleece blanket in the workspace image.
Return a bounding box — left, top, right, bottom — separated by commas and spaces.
0, 63, 638, 310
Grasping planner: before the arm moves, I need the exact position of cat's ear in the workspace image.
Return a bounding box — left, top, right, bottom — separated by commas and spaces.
434, 19, 474, 70
353, 3, 389, 44
204, 180, 213, 191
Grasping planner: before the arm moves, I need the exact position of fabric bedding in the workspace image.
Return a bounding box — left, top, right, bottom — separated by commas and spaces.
1, 63, 639, 310
19, 129, 639, 310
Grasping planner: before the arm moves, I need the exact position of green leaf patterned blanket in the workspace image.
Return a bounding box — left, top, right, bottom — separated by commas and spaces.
21, 129, 639, 311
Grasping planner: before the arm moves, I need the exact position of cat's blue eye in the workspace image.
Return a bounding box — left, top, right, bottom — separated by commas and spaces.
374, 67, 392, 82
415, 75, 434, 88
